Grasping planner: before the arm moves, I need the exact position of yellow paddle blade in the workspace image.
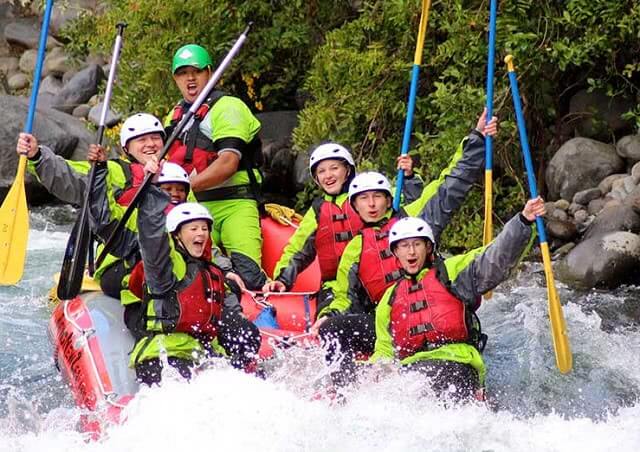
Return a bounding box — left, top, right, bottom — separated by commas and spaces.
483, 170, 493, 300
0, 156, 29, 285
49, 271, 101, 304
540, 242, 573, 373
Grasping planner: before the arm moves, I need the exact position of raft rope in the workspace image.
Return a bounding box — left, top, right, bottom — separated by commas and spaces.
62, 299, 129, 410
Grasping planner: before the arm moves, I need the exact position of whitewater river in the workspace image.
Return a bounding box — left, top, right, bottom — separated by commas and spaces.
1, 207, 639, 451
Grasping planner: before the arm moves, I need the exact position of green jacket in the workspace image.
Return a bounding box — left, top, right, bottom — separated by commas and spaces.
319, 131, 486, 318
369, 212, 536, 385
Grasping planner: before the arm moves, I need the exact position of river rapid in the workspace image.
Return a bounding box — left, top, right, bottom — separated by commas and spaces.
1, 207, 639, 452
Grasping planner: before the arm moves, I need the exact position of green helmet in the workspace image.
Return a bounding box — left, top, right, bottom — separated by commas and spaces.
172, 44, 212, 73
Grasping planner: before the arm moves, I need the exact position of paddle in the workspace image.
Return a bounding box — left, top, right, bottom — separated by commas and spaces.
95, 23, 254, 269
505, 54, 572, 374
0, 0, 54, 286
57, 23, 127, 301
483, 0, 498, 300
392, 0, 432, 211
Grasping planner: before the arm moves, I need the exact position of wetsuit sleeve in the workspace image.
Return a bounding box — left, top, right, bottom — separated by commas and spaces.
207, 96, 261, 157
27, 145, 90, 205
447, 213, 533, 305
213, 246, 233, 272
222, 291, 243, 315
400, 174, 424, 205
405, 131, 485, 243
318, 236, 363, 317
272, 205, 319, 289
137, 185, 177, 295
369, 285, 397, 362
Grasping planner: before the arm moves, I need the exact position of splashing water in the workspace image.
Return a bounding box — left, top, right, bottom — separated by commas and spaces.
1, 207, 640, 452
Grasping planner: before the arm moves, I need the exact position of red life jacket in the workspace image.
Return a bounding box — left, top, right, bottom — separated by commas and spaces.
357, 217, 404, 304
313, 197, 364, 280
141, 248, 226, 338
389, 268, 469, 360
165, 93, 223, 175
112, 160, 146, 206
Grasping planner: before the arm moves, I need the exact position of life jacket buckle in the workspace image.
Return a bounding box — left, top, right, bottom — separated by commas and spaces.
335, 231, 353, 242
409, 323, 433, 336
410, 300, 427, 312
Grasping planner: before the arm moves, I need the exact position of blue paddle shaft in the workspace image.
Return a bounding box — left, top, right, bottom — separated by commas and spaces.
507, 70, 548, 243
394, 64, 421, 210
485, 0, 498, 170
25, 0, 54, 133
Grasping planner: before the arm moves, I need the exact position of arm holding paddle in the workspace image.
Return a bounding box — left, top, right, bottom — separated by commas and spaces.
17, 133, 91, 206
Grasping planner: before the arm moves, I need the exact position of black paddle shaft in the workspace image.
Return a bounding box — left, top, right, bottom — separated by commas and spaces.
57, 23, 127, 300
94, 23, 253, 269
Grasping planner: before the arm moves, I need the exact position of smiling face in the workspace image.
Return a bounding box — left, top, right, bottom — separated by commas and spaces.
125, 133, 164, 164
173, 66, 211, 103
352, 190, 391, 223
393, 238, 432, 276
314, 159, 351, 195
176, 219, 210, 258
160, 182, 188, 204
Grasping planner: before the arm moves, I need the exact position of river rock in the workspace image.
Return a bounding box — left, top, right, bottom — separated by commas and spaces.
616, 135, 640, 164
546, 219, 577, 241
18, 48, 37, 73
40, 74, 63, 95
550, 209, 568, 222
583, 204, 640, 241
569, 89, 635, 140
553, 199, 570, 211
62, 68, 78, 85
556, 231, 640, 289
624, 185, 640, 215
4, 20, 60, 50
587, 198, 606, 215
546, 138, 623, 201
573, 209, 589, 225
568, 202, 583, 215
0, 56, 18, 75
43, 47, 71, 77
88, 102, 122, 127
0, 95, 93, 201
49, 0, 104, 37
598, 173, 627, 194
572, 187, 602, 205
256, 111, 299, 142
293, 150, 310, 191
7, 72, 28, 90
72, 104, 91, 118
51, 64, 104, 113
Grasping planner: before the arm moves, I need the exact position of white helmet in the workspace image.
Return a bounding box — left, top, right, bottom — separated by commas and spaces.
166, 202, 213, 233
157, 162, 190, 188
309, 142, 356, 176
120, 113, 165, 148
348, 171, 392, 202
389, 217, 435, 249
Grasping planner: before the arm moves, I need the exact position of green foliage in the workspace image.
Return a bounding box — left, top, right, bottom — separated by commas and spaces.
294, 0, 640, 251
62, 0, 356, 117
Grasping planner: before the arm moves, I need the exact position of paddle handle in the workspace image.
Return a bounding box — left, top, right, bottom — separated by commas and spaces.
95, 23, 254, 269
25, 0, 54, 133
393, 0, 431, 211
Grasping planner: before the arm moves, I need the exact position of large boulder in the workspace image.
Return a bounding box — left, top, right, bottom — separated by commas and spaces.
546, 138, 624, 201
51, 64, 104, 113
582, 204, 640, 241
4, 19, 60, 50
555, 231, 640, 289
568, 89, 635, 140
0, 95, 93, 203
256, 111, 299, 143
616, 135, 640, 165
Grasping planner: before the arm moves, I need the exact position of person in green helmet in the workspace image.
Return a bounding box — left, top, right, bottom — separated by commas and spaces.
165, 43, 267, 290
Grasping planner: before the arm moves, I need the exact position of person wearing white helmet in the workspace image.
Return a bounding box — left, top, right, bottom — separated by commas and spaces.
308, 109, 498, 389
123, 182, 261, 385
263, 142, 419, 314
15, 112, 166, 299
164, 43, 266, 291
368, 198, 546, 402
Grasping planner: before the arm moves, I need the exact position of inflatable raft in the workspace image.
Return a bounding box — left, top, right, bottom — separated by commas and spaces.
48, 216, 321, 438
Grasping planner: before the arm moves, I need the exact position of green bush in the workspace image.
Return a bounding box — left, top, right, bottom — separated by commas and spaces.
294, 0, 640, 249
62, 0, 357, 117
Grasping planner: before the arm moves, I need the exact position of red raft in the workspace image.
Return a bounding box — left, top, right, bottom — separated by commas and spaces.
48, 216, 321, 436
